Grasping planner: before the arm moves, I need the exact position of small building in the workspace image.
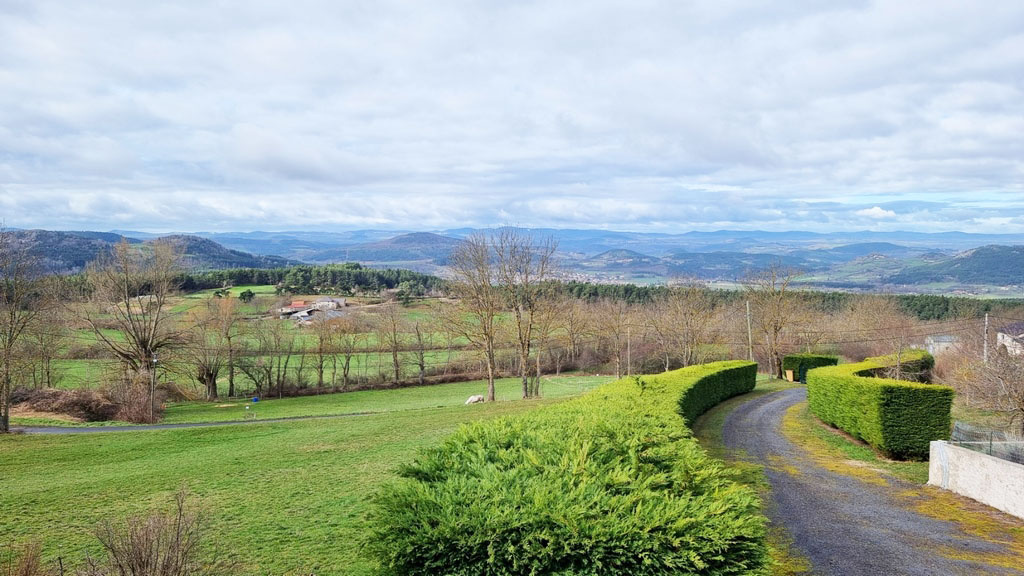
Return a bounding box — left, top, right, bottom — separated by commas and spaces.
311, 297, 346, 311
996, 322, 1024, 357
925, 335, 959, 356
277, 300, 310, 316
291, 308, 347, 326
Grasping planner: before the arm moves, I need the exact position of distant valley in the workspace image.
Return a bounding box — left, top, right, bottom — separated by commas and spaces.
11, 227, 1024, 296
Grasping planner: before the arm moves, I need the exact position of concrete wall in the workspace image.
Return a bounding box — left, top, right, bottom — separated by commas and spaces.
929, 440, 1024, 520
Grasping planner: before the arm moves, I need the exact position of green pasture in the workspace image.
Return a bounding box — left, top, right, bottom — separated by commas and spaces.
1, 397, 570, 575
162, 374, 610, 424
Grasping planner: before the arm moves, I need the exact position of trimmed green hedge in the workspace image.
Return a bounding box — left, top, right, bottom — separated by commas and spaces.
781, 354, 839, 384
368, 361, 766, 575
806, 349, 952, 460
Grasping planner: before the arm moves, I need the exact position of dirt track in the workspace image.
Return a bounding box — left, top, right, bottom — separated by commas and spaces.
722, 387, 1024, 576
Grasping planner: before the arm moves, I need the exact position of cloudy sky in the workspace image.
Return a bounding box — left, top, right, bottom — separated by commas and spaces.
1, 1, 1022, 233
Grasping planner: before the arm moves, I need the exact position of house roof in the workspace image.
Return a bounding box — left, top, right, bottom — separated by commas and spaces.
999, 321, 1024, 338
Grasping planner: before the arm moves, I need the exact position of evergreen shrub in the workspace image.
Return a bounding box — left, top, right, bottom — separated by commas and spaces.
368, 361, 767, 576
806, 349, 952, 460
781, 354, 839, 383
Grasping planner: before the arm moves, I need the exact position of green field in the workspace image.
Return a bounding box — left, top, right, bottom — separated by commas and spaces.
12, 373, 609, 427
0, 377, 608, 574
163, 374, 608, 424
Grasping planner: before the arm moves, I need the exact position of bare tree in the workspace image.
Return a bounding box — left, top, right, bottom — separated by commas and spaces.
310, 314, 338, 391
410, 320, 435, 386
593, 298, 633, 379
495, 229, 557, 398
949, 352, 1024, 436
334, 314, 366, 389
561, 295, 590, 364
376, 299, 405, 384
178, 301, 228, 400
213, 297, 240, 397
443, 234, 503, 401
235, 318, 294, 398
531, 292, 563, 389
81, 239, 185, 380
0, 232, 45, 432
745, 263, 801, 379
24, 298, 68, 390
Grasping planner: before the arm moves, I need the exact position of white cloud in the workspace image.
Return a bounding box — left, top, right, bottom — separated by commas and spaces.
856, 206, 898, 219
0, 1, 1022, 233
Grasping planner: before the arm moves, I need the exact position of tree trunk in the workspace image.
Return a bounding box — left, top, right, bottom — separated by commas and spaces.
520, 349, 530, 399
485, 348, 496, 402
205, 374, 218, 400
2, 360, 11, 433
227, 336, 235, 397
534, 353, 542, 398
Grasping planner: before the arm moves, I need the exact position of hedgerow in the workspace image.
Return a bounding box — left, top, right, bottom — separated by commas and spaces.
367, 361, 767, 576
806, 350, 952, 460
781, 354, 839, 384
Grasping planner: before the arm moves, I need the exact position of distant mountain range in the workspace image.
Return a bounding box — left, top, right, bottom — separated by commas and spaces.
9, 227, 1024, 295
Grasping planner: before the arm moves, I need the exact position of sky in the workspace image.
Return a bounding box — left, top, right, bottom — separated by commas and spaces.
1, 1, 1023, 234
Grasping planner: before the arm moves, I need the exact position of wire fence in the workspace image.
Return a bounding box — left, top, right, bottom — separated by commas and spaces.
950, 421, 1024, 465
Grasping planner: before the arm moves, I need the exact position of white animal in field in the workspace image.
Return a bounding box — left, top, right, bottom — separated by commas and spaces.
464, 395, 485, 405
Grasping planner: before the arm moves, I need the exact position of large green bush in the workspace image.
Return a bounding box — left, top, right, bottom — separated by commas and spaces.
781, 354, 839, 384
367, 361, 766, 576
806, 350, 952, 460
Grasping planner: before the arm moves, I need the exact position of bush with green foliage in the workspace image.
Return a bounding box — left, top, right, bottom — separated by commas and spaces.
781, 354, 839, 384
807, 349, 952, 460
367, 361, 766, 576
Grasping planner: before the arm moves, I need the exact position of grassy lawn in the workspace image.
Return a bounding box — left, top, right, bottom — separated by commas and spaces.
0, 392, 584, 575
164, 374, 609, 424
11, 374, 611, 427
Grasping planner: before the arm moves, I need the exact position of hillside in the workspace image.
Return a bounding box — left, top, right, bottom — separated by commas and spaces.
3, 230, 142, 273
308, 232, 463, 267
888, 245, 1024, 286
3, 230, 295, 273
158, 235, 297, 270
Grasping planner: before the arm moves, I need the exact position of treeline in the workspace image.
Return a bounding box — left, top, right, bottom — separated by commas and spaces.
554, 281, 1023, 321
179, 263, 446, 295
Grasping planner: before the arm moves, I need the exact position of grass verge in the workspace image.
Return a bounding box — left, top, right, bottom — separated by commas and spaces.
11, 374, 611, 427
1, 397, 572, 575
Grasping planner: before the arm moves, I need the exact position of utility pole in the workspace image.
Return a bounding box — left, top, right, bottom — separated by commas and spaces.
746, 300, 754, 362
984, 313, 989, 365
150, 352, 158, 423
626, 325, 632, 377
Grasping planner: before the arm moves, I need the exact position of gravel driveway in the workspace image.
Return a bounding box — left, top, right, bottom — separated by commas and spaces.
722, 387, 1024, 576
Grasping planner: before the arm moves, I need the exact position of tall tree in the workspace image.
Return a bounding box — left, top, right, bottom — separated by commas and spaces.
310, 314, 339, 391
179, 300, 228, 400
443, 233, 503, 401
0, 232, 44, 432
666, 281, 719, 368
334, 314, 366, 389
495, 229, 557, 399
81, 239, 185, 379
214, 296, 241, 397
376, 299, 405, 384
593, 298, 633, 379
745, 263, 801, 379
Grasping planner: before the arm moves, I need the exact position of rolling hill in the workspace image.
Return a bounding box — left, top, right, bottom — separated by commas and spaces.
888, 245, 1024, 286
308, 232, 464, 271
4, 230, 295, 273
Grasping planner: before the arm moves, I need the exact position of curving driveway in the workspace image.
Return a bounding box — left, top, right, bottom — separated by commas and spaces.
722, 387, 1024, 576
